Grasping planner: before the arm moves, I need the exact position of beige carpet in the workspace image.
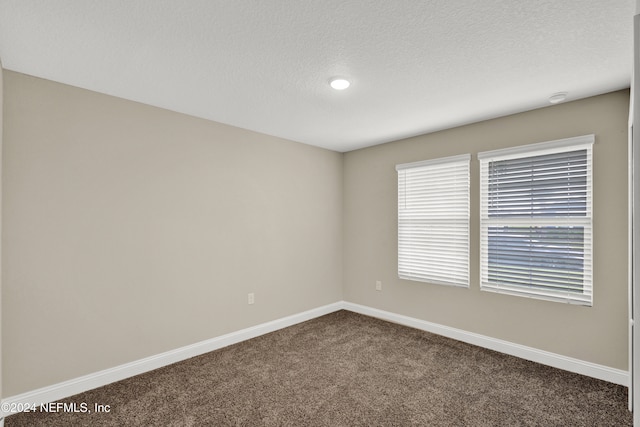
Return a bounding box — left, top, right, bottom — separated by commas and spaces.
5, 310, 632, 426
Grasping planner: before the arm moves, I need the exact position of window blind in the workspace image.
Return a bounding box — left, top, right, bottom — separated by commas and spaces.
478, 135, 593, 305
396, 154, 470, 287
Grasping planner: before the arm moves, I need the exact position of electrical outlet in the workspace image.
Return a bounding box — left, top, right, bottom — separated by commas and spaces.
248, 293, 255, 305
375, 281, 382, 291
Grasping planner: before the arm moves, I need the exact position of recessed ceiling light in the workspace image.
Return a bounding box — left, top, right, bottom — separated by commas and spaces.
549, 92, 568, 104
329, 77, 350, 90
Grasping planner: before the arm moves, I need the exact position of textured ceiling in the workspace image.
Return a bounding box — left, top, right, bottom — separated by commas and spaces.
0, 1, 634, 152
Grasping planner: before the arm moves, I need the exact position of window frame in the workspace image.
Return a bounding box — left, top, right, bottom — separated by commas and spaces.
396, 154, 471, 288
478, 135, 594, 305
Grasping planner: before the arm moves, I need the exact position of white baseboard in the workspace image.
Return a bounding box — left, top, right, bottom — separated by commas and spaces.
0, 302, 343, 418
343, 301, 629, 387
1, 300, 629, 419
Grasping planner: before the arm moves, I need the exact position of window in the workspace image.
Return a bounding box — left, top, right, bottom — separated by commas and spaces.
396, 154, 470, 287
478, 135, 594, 305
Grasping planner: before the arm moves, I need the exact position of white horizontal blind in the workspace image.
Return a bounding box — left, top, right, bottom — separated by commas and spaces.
397, 154, 470, 287
479, 135, 593, 305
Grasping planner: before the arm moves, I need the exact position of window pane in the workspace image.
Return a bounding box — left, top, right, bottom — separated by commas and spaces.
488, 225, 585, 292
488, 150, 588, 218
479, 136, 593, 305
397, 155, 470, 287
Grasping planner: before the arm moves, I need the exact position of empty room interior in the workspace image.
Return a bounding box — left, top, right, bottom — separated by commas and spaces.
1, 1, 639, 426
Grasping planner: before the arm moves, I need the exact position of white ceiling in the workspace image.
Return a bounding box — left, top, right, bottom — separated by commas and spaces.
0, 1, 634, 152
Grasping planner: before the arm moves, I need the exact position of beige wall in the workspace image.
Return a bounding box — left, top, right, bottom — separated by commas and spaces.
1, 71, 343, 396
1, 68, 630, 397
344, 90, 630, 370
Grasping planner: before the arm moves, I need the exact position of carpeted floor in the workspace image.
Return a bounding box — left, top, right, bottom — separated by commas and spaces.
5, 310, 632, 426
